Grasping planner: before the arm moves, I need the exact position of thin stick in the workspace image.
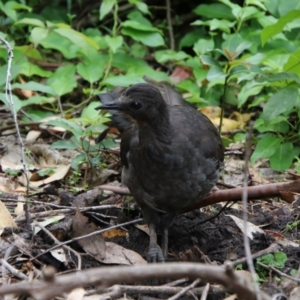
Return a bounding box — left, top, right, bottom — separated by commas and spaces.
168, 278, 201, 300
34, 221, 82, 270
242, 122, 261, 300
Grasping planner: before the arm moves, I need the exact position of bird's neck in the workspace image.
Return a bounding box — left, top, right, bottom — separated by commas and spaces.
138, 110, 172, 144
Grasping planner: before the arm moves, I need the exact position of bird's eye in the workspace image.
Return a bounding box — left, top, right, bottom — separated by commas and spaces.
130, 101, 143, 110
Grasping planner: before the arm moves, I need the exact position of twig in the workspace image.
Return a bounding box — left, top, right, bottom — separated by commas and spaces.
257, 262, 300, 284
31, 218, 143, 261
0, 35, 31, 228
166, 0, 175, 50
232, 243, 280, 267
168, 278, 201, 300
162, 278, 189, 287
99, 179, 300, 208
34, 221, 82, 270
14, 205, 118, 222
105, 284, 222, 299
200, 283, 210, 300
0, 259, 28, 280
242, 121, 261, 300
0, 262, 272, 300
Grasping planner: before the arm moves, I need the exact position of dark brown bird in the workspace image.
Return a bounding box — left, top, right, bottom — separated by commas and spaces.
96, 81, 224, 262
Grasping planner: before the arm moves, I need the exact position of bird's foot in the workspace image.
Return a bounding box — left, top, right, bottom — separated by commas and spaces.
147, 243, 165, 263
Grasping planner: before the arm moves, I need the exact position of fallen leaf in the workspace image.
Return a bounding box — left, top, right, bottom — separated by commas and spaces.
102, 228, 127, 238
66, 288, 85, 300
26, 130, 42, 141
50, 248, 67, 263
99, 242, 146, 265
0, 200, 17, 234
227, 214, 264, 239
72, 211, 106, 260
135, 224, 149, 235
27, 165, 71, 187
34, 215, 66, 234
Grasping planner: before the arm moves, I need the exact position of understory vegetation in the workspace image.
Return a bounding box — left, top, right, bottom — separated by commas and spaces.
1, 0, 300, 174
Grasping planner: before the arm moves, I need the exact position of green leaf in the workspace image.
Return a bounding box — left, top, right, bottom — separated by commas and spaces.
207, 66, 227, 81
254, 117, 289, 134
122, 20, 160, 32
121, 27, 164, 47
55, 27, 99, 51
1, 1, 31, 21
283, 48, 300, 77
270, 142, 294, 171
15, 18, 45, 28
222, 35, 249, 59
192, 19, 235, 33
30, 27, 49, 47
111, 51, 149, 71
103, 74, 144, 86
263, 88, 298, 122
71, 153, 87, 169
193, 38, 214, 55
261, 10, 300, 45
19, 61, 53, 77
47, 65, 77, 96
200, 55, 222, 68
99, 0, 115, 20
11, 82, 55, 95
105, 35, 123, 53
47, 119, 82, 136
154, 50, 189, 63
246, 0, 267, 11
193, 3, 234, 19
77, 57, 105, 84
234, 41, 253, 58
251, 134, 282, 163
0, 93, 22, 112
273, 252, 287, 268
129, 0, 150, 15
21, 95, 56, 107
0, 65, 21, 86
14, 46, 43, 60
257, 72, 300, 84
81, 102, 105, 123
51, 140, 78, 150
238, 84, 263, 107
40, 31, 79, 59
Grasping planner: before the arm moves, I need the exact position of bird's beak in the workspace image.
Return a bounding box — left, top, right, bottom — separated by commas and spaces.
95, 101, 123, 111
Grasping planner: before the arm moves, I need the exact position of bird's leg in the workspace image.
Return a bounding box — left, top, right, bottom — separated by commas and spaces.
147, 222, 165, 263
161, 227, 168, 259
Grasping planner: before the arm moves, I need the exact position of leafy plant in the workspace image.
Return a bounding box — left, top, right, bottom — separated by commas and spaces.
0, 0, 300, 174
255, 252, 287, 280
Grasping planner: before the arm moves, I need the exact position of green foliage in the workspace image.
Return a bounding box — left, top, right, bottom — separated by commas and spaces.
0, 0, 300, 174
255, 251, 287, 280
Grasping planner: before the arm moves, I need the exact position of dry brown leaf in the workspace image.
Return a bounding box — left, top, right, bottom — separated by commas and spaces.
66, 288, 85, 300
0, 200, 17, 234
102, 228, 127, 238
99, 242, 146, 265
14, 195, 25, 217
72, 211, 106, 260
17, 76, 34, 98
26, 130, 42, 142
135, 224, 149, 235
227, 214, 264, 239
28, 164, 70, 187
199, 106, 221, 119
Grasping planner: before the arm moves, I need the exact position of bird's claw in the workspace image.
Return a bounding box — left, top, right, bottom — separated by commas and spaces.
147, 243, 165, 263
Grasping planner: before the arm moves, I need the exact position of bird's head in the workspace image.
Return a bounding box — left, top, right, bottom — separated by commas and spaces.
96, 83, 168, 123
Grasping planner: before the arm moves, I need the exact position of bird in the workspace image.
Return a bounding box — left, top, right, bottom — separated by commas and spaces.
96, 80, 224, 262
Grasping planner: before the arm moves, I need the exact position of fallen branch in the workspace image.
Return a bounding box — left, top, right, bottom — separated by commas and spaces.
0, 262, 271, 300
99, 179, 300, 213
